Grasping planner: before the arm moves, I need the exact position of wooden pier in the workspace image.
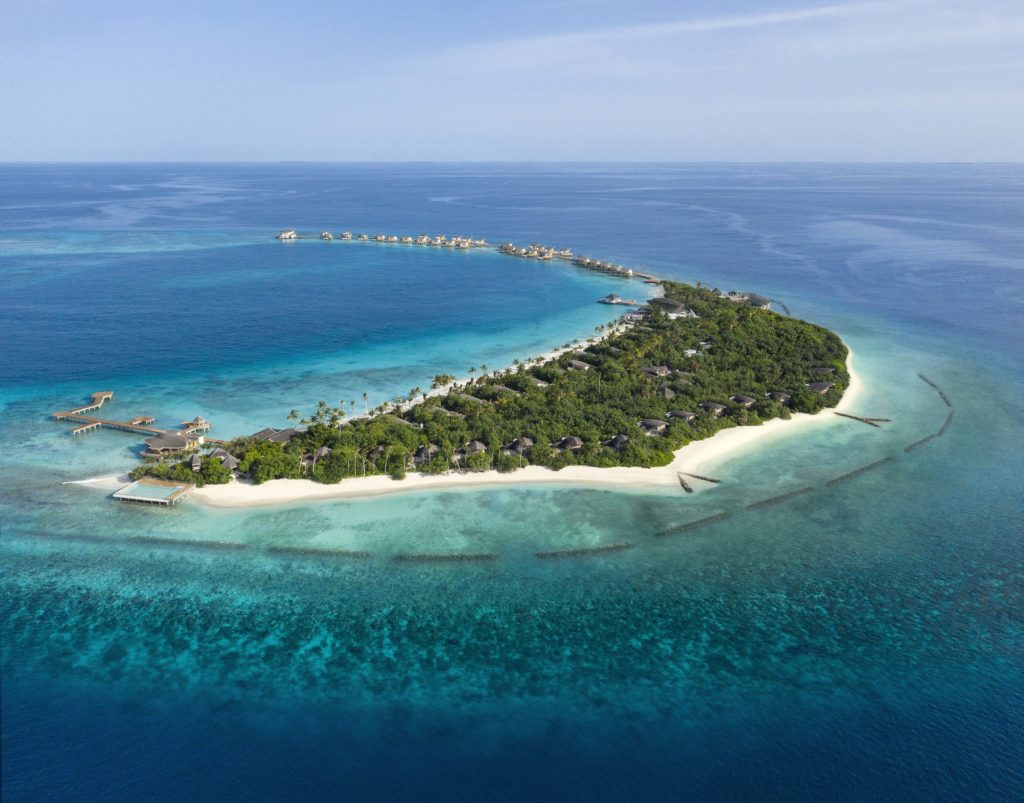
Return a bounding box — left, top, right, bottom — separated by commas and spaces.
834, 412, 883, 428
676, 473, 693, 493
679, 471, 721, 484
53, 392, 225, 445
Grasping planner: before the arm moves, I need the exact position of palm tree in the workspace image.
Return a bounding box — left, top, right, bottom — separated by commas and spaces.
349, 400, 356, 417
480, 364, 488, 376
467, 367, 476, 383
362, 392, 369, 415
288, 409, 301, 423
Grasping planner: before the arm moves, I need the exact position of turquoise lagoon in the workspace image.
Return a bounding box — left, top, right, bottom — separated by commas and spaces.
1, 164, 1022, 801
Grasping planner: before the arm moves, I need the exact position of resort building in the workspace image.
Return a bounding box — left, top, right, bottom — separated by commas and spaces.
276, 230, 297, 240
730, 395, 757, 409
553, 436, 584, 452
638, 419, 668, 436
504, 437, 534, 455
641, 366, 672, 378
700, 402, 728, 416
808, 382, 835, 394
767, 391, 792, 404
603, 434, 630, 450
141, 431, 197, 458
567, 360, 591, 372
668, 410, 697, 423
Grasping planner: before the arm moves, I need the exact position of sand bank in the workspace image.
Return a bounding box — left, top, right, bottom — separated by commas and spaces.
189, 348, 863, 508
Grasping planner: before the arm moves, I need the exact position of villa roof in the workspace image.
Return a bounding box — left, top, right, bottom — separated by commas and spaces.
808, 381, 835, 394
557, 436, 583, 449
144, 432, 190, 451
465, 440, 487, 453
266, 428, 300, 444
668, 410, 697, 420
701, 402, 727, 412
506, 437, 535, 452
650, 297, 686, 311
567, 360, 591, 371
641, 365, 671, 377
731, 395, 756, 405
607, 434, 630, 449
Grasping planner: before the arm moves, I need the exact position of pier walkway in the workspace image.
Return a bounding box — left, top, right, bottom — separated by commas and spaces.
53, 393, 226, 445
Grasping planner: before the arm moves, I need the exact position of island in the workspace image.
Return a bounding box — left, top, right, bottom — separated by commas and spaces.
127, 279, 850, 496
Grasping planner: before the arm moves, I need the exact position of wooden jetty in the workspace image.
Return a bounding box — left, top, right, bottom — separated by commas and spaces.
536, 542, 633, 558
834, 412, 882, 428
679, 471, 721, 484
676, 473, 693, 493
53, 392, 226, 446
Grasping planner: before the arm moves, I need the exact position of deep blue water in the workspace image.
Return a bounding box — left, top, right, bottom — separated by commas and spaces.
1, 163, 1022, 801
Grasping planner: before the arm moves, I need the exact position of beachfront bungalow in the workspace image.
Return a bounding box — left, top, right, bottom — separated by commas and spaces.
700, 402, 727, 417
603, 434, 630, 450
209, 447, 240, 472
526, 377, 549, 388
808, 382, 835, 395
767, 391, 792, 405
641, 365, 672, 378
668, 410, 697, 423
638, 419, 668, 436
413, 443, 439, 466
553, 436, 584, 452
504, 437, 535, 455
731, 395, 757, 409
567, 360, 591, 372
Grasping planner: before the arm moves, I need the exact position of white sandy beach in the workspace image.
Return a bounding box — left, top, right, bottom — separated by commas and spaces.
183, 348, 864, 508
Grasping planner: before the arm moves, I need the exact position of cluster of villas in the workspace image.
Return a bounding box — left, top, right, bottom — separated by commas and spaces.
277, 229, 488, 248
498, 242, 573, 260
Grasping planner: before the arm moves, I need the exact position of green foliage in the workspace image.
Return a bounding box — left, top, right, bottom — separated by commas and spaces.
225, 280, 848, 483
129, 454, 231, 487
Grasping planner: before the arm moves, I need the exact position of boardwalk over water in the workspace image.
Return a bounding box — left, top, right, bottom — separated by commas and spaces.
53, 393, 226, 445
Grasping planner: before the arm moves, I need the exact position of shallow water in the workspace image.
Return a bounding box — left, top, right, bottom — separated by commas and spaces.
1, 164, 1022, 801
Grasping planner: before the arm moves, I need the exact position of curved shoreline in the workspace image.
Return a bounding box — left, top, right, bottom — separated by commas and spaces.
183, 347, 864, 509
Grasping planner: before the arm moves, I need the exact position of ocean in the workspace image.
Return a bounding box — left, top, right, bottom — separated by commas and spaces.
1, 163, 1022, 801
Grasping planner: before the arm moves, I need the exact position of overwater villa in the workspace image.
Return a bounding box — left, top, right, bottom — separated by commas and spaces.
276, 229, 297, 240
321, 231, 333, 240
340, 231, 353, 240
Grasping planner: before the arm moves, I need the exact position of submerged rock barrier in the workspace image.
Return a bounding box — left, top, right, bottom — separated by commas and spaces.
266, 546, 371, 559
745, 486, 814, 510
536, 543, 633, 558
394, 552, 498, 563
937, 408, 955, 437
129, 536, 248, 551
653, 511, 731, 537
825, 457, 894, 487
904, 433, 938, 452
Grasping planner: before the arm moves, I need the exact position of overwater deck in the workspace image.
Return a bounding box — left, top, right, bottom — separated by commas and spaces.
112, 477, 195, 505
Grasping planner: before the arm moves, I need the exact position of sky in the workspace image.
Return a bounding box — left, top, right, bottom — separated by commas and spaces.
0, 0, 1022, 161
